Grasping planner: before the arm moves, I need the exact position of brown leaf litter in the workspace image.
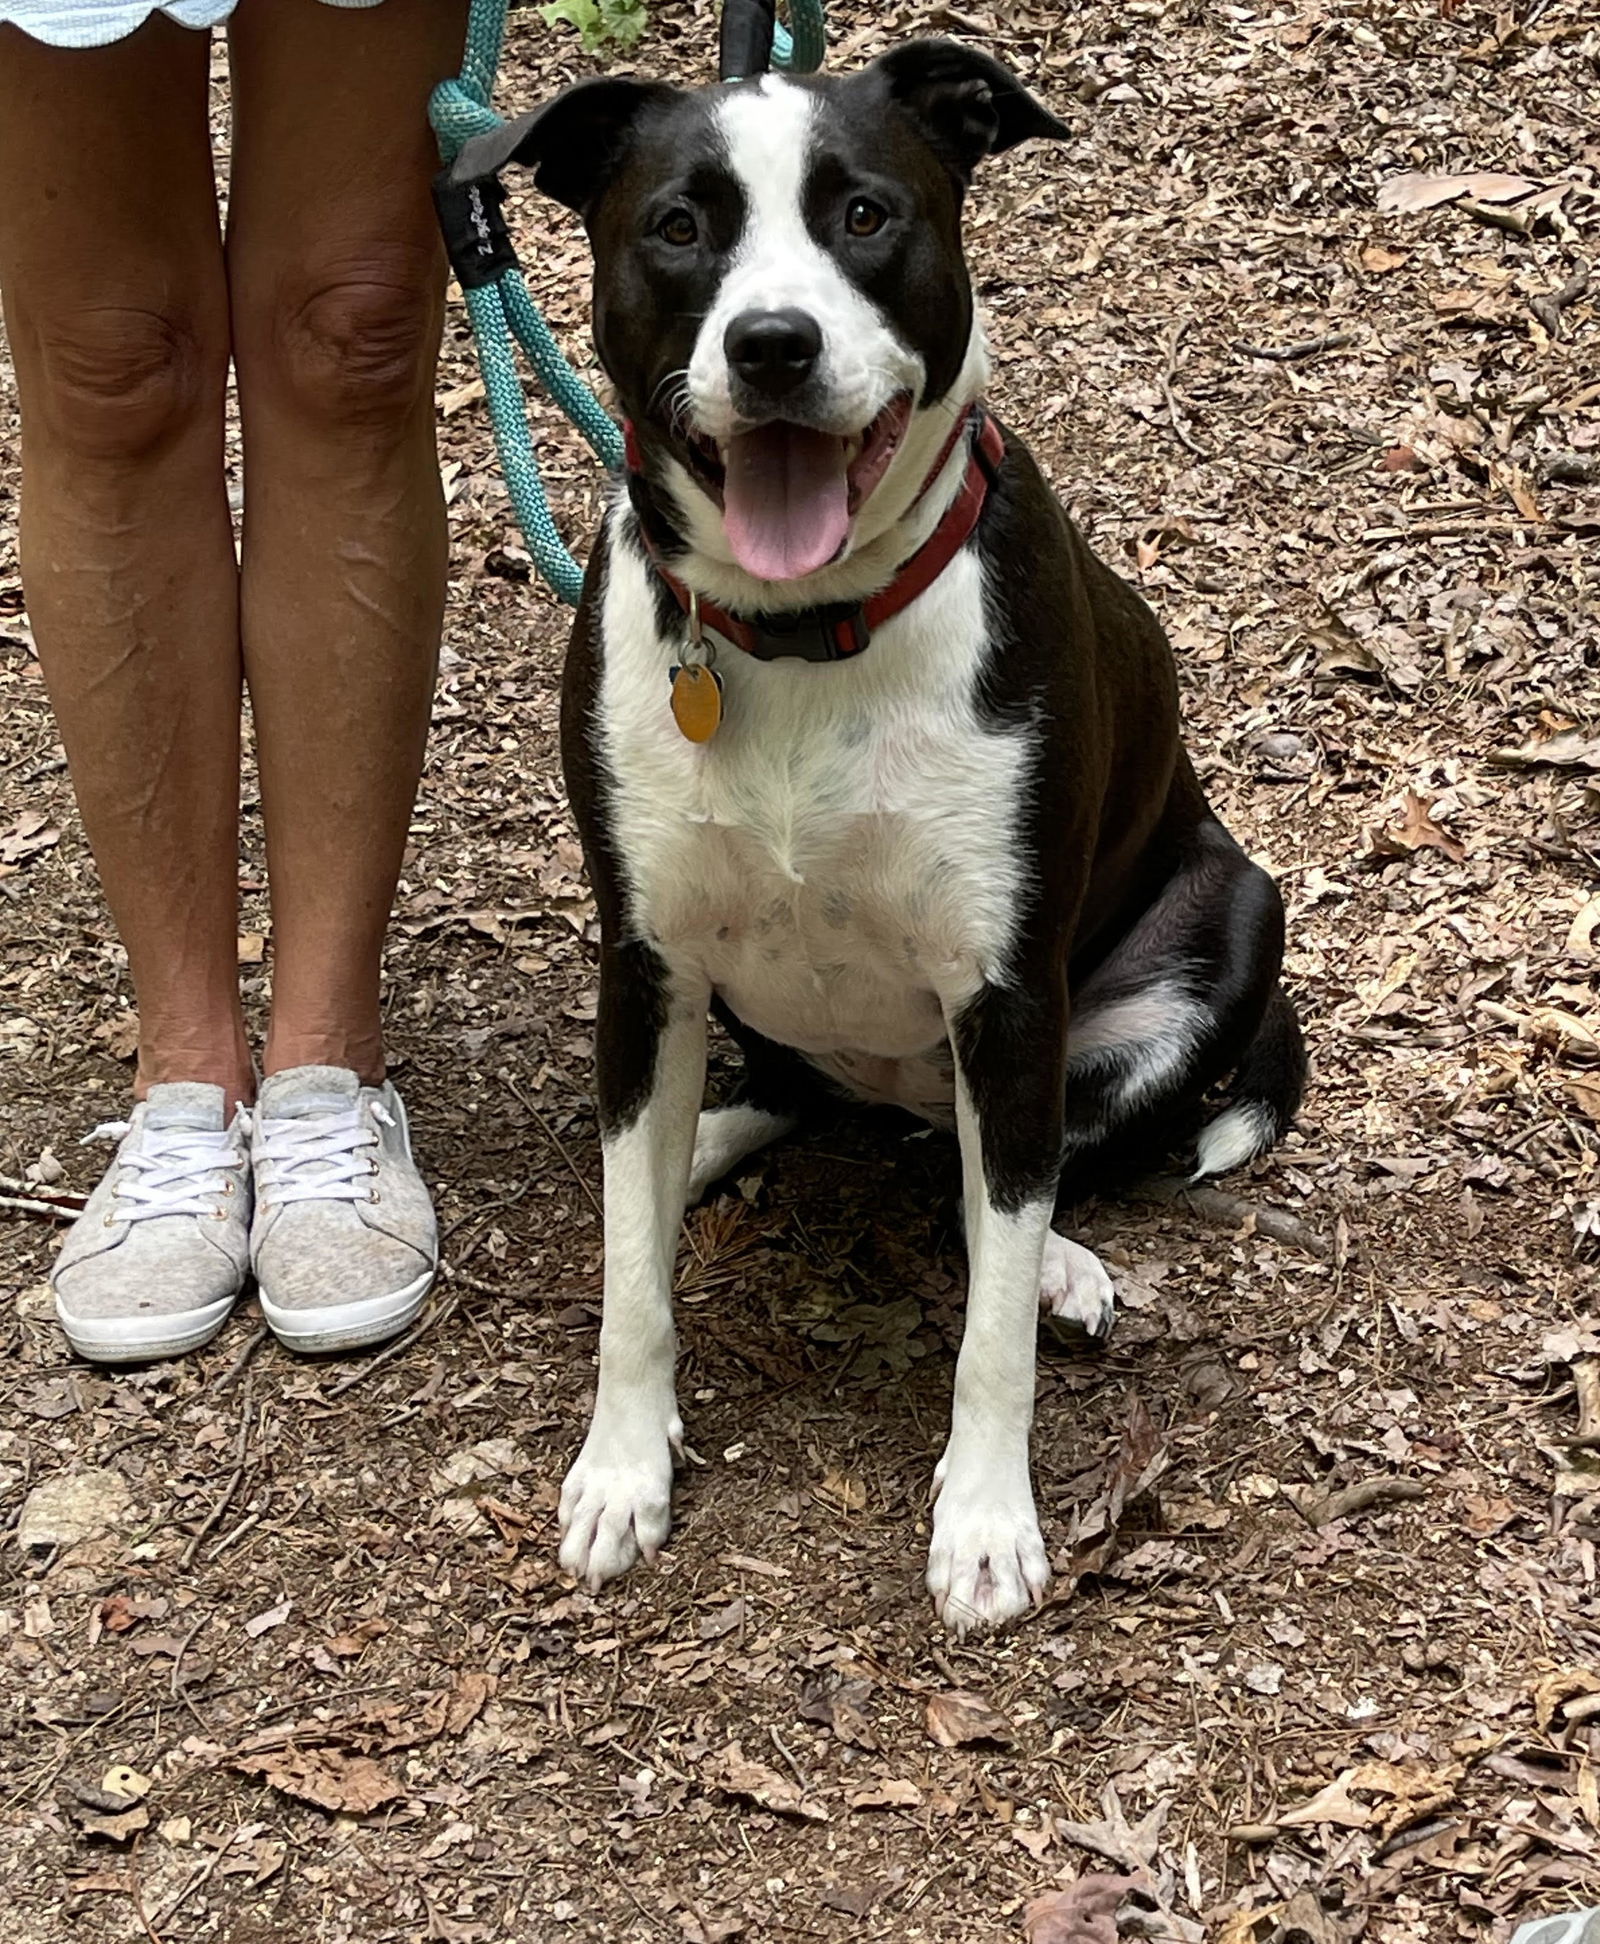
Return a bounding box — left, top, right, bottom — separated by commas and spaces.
2, 2, 1600, 1940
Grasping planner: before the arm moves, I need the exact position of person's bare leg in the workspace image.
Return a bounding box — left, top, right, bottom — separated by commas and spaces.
0, 21, 249, 1106
226, 0, 466, 1084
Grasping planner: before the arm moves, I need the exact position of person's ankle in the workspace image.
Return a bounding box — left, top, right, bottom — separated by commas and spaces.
262, 1028, 385, 1091
134, 1032, 255, 1115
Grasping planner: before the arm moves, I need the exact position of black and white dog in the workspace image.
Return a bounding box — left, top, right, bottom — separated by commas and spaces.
458, 41, 1304, 1634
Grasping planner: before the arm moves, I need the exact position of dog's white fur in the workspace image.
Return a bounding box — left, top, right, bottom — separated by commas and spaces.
560, 74, 1118, 1633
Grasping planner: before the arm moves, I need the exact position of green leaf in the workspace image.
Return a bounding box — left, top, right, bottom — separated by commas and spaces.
540, 0, 649, 50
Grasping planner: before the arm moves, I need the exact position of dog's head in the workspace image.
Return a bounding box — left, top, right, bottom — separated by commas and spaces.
456, 42, 1069, 586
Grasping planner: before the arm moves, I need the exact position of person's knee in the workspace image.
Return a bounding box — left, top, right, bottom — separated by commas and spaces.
258, 258, 443, 429
28, 303, 224, 462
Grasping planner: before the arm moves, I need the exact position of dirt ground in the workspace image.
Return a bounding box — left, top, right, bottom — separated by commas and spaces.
3, 2, 1599, 1939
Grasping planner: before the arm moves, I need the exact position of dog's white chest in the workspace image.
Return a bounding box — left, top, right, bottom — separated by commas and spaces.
599, 535, 1029, 1114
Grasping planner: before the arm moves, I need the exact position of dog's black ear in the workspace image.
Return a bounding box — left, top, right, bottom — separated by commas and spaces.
873, 39, 1071, 180
451, 75, 678, 214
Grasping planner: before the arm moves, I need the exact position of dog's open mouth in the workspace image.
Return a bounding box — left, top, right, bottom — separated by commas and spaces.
680, 393, 914, 582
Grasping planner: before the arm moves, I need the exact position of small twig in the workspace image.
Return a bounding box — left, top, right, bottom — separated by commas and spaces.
768, 1724, 811, 1795
0, 1169, 82, 1202
128, 1871, 164, 1944
1530, 259, 1590, 337
1159, 320, 1214, 461
209, 1325, 267, 1394
206, 1508, 264, 1563
179, 1379, 252, 1570
321, 1292, 462, 1399
146, 1849, 224, 1937
1126, 1176, 1332, 1258
1374, 1816, 1464, 1864
178, 1465, 245, 1572
0, 1192, 78, 1223
438, 1178, 533, 1253
1301, 1475, 1427, 1528
506, 1075, 604, 1222
1234, 328, 1356, 362
170, 1613, 210, 1700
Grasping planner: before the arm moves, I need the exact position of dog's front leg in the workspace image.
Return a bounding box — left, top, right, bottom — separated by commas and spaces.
559, 940, 709, 1591
927, 985, 1063, 1636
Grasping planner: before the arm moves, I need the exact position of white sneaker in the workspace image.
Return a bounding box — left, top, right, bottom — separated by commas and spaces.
251, 1066, 437, 1355
52, 1084, 252, 1365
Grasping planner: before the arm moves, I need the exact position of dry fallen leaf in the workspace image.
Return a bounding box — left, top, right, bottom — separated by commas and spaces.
1534, 1669, 1600, 1735
849, 1779, 922, 1810
323, 1616, 390, 1658
1276, 1771, 1373, 1830
1216, 1891, 1350, 1944
1277, 1760, 1461, 1833
799, 1674, 879, 1751
1023, 1874, 1132, 1944
1055, 1785, 1169, 1871
1382, 791, 1466, 864
440, 377, 486, 416
228, 1747, 405, 1816
1376, 169, 1543, 213
1060, 1393, 1171, 1587
1489, 732, 1600, 772
812, 1467, 868, 1513
242, 1597, 293, 1638
711, 1742, 828, 1822
74, 1804, 151, 1843
925, 1688, 1014, 1749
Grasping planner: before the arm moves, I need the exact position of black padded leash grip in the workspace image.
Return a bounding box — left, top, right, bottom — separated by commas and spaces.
432, 169, 519, 292
719, 0, 776, 79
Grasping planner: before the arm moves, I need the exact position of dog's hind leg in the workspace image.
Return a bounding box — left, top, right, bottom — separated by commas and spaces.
687, 1000, 840, 1201
1193, 981, 1305, 1178
1038, 1230, 1117, 1339
1059, 818, 1298, 1187
688, 1102, 796, 1201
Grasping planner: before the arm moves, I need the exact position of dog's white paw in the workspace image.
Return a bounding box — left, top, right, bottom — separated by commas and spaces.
1039, 1232, 1116, 1340
558, 1418, 680, 1590
926, 1460, 1049, 1637
686, 1105, 794, 1203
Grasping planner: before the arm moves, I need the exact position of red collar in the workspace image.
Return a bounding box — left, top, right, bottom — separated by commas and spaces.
625, 407, 1005, 663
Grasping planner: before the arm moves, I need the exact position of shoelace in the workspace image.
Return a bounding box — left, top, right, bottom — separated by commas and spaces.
85, 1108, 248, 1224
254, 1101, 394, 1210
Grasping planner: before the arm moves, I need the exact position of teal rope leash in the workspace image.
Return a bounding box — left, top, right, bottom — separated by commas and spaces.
773, 0, 825, 72
430, 0, 827, 606
431, 0, 614, 604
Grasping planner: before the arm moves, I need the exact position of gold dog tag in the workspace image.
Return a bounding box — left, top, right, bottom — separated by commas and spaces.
669, 662, 723, 743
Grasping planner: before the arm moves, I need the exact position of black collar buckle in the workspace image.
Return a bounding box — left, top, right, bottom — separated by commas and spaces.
743, 601, 870, 664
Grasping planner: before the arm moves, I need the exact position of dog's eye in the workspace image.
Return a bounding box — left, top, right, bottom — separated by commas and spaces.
844, 198, 887, 238
656, 209, 698, 247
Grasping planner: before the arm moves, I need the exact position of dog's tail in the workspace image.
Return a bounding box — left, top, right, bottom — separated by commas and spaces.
1192, 984, 1306, 1179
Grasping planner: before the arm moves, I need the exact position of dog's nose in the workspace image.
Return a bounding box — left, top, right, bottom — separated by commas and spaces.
723, 308, 822, 398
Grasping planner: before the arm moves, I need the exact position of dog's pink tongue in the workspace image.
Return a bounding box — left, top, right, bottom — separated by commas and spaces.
722, 423, 849, 581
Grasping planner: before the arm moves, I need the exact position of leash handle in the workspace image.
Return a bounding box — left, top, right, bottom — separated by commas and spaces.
719, 0, 775, 79
720, 0, 826, 79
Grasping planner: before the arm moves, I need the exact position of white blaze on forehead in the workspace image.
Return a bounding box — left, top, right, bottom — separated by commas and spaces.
688, 75, 921, 437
